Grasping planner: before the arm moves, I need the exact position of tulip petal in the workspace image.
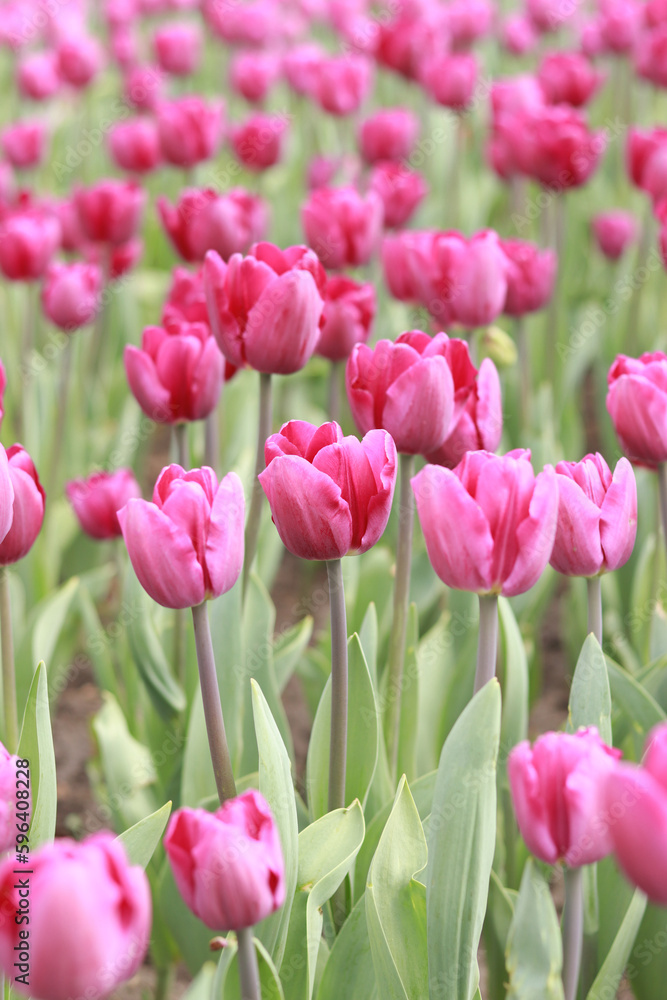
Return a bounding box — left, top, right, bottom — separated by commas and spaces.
259, 456, 352, 560
412, 464, 494, 592
502, 465, 558, 597
607, 376, 667, 466
124, 345, 172, 423
550, 475, 604, 577
119, 499, 205, 608
0, 465, 43, 565
313, 436, 378, 551
245, 270, 322, 375
604, 765, 667, 905
508, 741, 559, 864
383, 356, 454, 454
359, 429, 397, 552
190, 335, 224, 421
0, 447, 13, 545
206, 472, 245, 597
599, 457, 637, 571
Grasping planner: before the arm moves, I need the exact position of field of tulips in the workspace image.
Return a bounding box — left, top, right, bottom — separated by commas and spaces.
4, 0, 667, 997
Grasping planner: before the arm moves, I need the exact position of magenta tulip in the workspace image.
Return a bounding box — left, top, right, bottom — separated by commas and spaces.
124, 64, 164, 112
301, 186, 384, 269
157, 96, 223, 168
0, 833, 151, 1000
604, 722, 667, 903
316, 276, 376, 361
592, 211, 638, 261
346, 331, 454, 455
420, 53, 478, 112
67, 469, 142, 541
203, 243, 324, 374
124, 322, 224, 424
74, 180, 145, 246
0, 446, 45, 566
109, 118, 162, 175
514, 105, 605, 190
382, 230, 441, 308
413, 449, 557, 596
550, 454, 637, 577
153, 21, 202, 76
501, 239, 557, 317
119, 465, 244, 609
431, 230, 509, 328
42, 262, 102, 332
164, 790, 285, 930
369, 162, 428, 229
57, 35, 103, 88
314, 54, 372, 116
2, 121, 47, 170
259, 420, 397, 561
231, 113, 287, 172
17, 52, 61, 101
157, 188, 267, 264
0, 210, 61, 281
607, 353, 667, 468
537, 51, 604, 108
509, 728, 620, 867
358, 108, 419, 164
230, 50, 282, 103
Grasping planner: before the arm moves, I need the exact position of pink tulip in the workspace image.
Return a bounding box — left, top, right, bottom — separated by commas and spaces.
157, 97, 223, 168
164, 791, 285, 930
307, 155, 342, 190
413, 449, 556, 596
500, 15, 538, 54
301, 186, 384, 269
153, 21, 202, 76
626, 127, 667, 195
57, 35, 103, 87
514, 105, 606, 190
636, 25, 667, 89
431, 230, 509, 328
550, 454, 637, 577
0, 741, 29, 853
163, 266, 209, 328
2, 121, 47, 170
314, 54, 372, 116
358, 108, 419, 165
0, 833, 151, 999
500, 239, 557, 317
231, 113, 287, 171
125, 321, 224, 424
592, 210, 638, 260
509, 728, 620, 867
420, 53, 478, 112
42, 262, 102, 331
157, 188, 268, 264
346, 331, 455, 454
369, 162, 427, 229
204, 243, 324, 373
0, 445, 45, 565
203, 0, 278, 46
67, 469, 142, 540
604, 722, 667, 903
230, 50, 282, 103
0, 210, 61, 281
107, 238, 143, 280
110, 24, 139, 68
607, 353, 667, 467
382, 229, 440, 307
283, 43, 323, 97
527, 0, 578, 32
109, 118, 161, 174
449, 0, 493, 46
119, 465, 244, 609
259, 419, 397, 560
74, 180, 145, 246
124, 64, 164, 111
598, 0, 640, 53
375, 5, 446, 80
538, 51, 604, 108
316, 276, 375, 361
17, 52, 61, 101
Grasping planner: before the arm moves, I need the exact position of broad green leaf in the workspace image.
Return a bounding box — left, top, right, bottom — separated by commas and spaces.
306, 634, 379, 819
568, 635, 612, 744
505, 860, 564, 1000
125, 573, 186, 719
426, 679, 501, 1000
359, 602, 379, 687
251, 680, 298, 968
274, 616, 314, 693
282, 801, 365, 1000
17, 662, 56, 849
606, 656, 665, 740
116, 801, 172, 869
484, 872, 517, 1000
395, 604, 419, 783
366, 776, 428, 999
316, 894, 377, 1000
240, 575, 293, 775
214, 936, 286, 999
586, 890, 646, 1000
92, 692, 157, 828
182, 963, 217, 1000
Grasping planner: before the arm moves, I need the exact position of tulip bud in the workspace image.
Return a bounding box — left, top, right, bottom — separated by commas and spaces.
259, 420, 397, 560
509, 728, 620, 867
413, 449, 557, 596
592, 211, 638, 260
164, 790, 285, 930
119, 465, 244, 609
67, 469, 142, 540
0, 445, 45, 565
0, 833, 151, 999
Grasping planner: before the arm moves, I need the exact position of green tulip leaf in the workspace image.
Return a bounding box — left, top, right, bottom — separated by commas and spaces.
505, 860, 565, 1000
568, 634, 612, 743
17, 661, 57, 850
116, 800, 172, 869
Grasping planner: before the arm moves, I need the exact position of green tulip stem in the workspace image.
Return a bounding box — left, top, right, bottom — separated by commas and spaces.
562, 866, 584, 1000
658, 464, 667, 568
190, 601, 260, 1000
243, 372, 272, 600
474, 594, 499, 695
0, 569, 18, 753
516, 316, 530, 433
385, 452, 415, 778
204, 410, 219, 474
586, 577, 603, 646
327, 558, 348, 813
174, 422, 189, 469
191, 601, 237, 804
328, 361, 342, 425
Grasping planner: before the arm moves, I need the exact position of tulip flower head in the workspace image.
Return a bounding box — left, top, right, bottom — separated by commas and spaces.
259, 420, 397, 561
119, 465, 244, 609
158, 188, 268, 264
607, 352, 667, 468
164, 790, 285, 930
66, 469, 142, 541
316, 276, 376, 362
0, 445, 45, 566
